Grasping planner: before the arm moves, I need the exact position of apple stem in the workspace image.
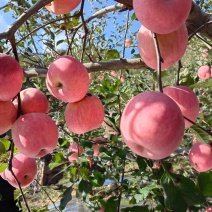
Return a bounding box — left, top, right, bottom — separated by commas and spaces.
183, 116, 212, 136
152, 32, 163, 93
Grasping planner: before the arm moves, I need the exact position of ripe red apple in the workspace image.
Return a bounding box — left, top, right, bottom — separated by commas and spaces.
110, 71, 117, 77
0, 153, 37, 188
13, 88, 49, 114
0, 101, 17, 134
120, 91, 185, 160
12, 113, 58, 158
133, 0, 192, 34
189, 142, 212, 172
0, 53, 23, 101
205, 206, 212, 212
65, 94, 104, 134
67, 142, 83, 162
124, 39, 131, 47
163, 85, 199, 128
46, 56, 89, 103
197, 65, 211, 80
45, 0, 81, 15
137, 24, 188, 70
92, 143, 103, 157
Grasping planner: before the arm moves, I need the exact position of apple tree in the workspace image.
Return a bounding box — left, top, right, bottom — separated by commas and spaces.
0, 0, 212, 211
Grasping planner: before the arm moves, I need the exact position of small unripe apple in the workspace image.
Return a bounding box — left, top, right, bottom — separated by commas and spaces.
197, 65, 211, 80
124, 39, 131, 47
137, 24, 188, 70
65, 94, 104, 134
13, 87, 49, 114
1, 153, 37, 188
12, 113, 58, 158
0, 53, 23, 101
0, 101, 17, 134
189, 142, 212, 172
120, 91, 185, 160
46, 55, 89, 103
133, 0, 192, 34
163, 85, 199, 128
45, 0, 81, 15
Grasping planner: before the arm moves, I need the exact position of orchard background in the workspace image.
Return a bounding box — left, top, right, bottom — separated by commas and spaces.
0, 0, 212, 211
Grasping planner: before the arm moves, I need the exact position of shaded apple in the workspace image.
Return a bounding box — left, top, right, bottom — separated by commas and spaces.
163, 85, 199, 128
65, 94, 104, 134
92, 143, 103, 157
120, 91, 185, 160
133, 0, 192, 34
46, 55, 89, 103
12, 113, 58, 158
13, 87, 49, 114
189, 142, 212, 172
1, 153, 37, 188
0, 53, 23, 101
45, 0, 81, 15
197, 65, 211, 80
137, 24, 188, 70
0, 101, 17, 134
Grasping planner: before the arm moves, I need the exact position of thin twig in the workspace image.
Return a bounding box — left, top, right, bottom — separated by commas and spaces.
176, 60, 182, 86
152, 32, 163, 93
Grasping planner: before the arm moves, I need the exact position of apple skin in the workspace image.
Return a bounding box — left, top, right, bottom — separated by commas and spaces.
189, 142, 212, 172
68, 142, 84, 162
0, 101, 17, 134
120, 91, 185, 160
133, 0, 192, 34
197, 65, 211, 80
12, 113, 58, 158
45, 0, 81, 15
46, 56, 89, 103
0, 53, 23, 101
163, 85, 199, 128
13, 87, 49, 114
137, 24, 188, 70
65, 94, 104, 134
205, 206, 212, 212
0, 153, 37, 188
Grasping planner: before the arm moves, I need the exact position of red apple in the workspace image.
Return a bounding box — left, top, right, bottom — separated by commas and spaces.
0, 53, 23, 101
68, 152, 79, 162
120, 91, 185, 160
110, 71, 117, 77
137, 24, 188, 70
163, 85, 199, 128
189, 142, 212, 172
68, 142, 84, 155
13, 88, 49, 114
45, 0, 81, 15
46, 56, 89, 103
197, 65, 211, 80
12, 113, 58, 158
0, 101, 17, 134
1, 153, 37, 188
133, 0, 192, 34
92, 143, 103, 157
205, 206, 212, 212
65, 94, 104, 134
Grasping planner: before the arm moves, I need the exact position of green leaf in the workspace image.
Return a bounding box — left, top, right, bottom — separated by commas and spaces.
198, 171, 212, 196
105, 49, 120, 60
190, 125, 209, 143
105, 196, 119, 212
59, 187, 73, 210
0, 142, 5, 156
78, 180, 92, 194
161, 173, 187, 212
121, 205, 149, 212
0, 163, 7, 172
136, 156, 147, 171
0, 139, 11, 151
91, 170, 105, 187
189, 78, 212, 88
70, 167, 78, 182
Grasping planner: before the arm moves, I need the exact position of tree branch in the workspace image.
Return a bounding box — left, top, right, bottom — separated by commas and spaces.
0, 0, 53, 40
23, 58, 148, 77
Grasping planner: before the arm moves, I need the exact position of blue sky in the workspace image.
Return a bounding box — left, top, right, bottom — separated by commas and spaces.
0, 0, 140, 57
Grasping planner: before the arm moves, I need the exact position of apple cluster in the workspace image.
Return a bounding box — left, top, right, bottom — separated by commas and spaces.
46, 55, 105, 135
0, 53, 60, 188
134, 0, 192, 70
